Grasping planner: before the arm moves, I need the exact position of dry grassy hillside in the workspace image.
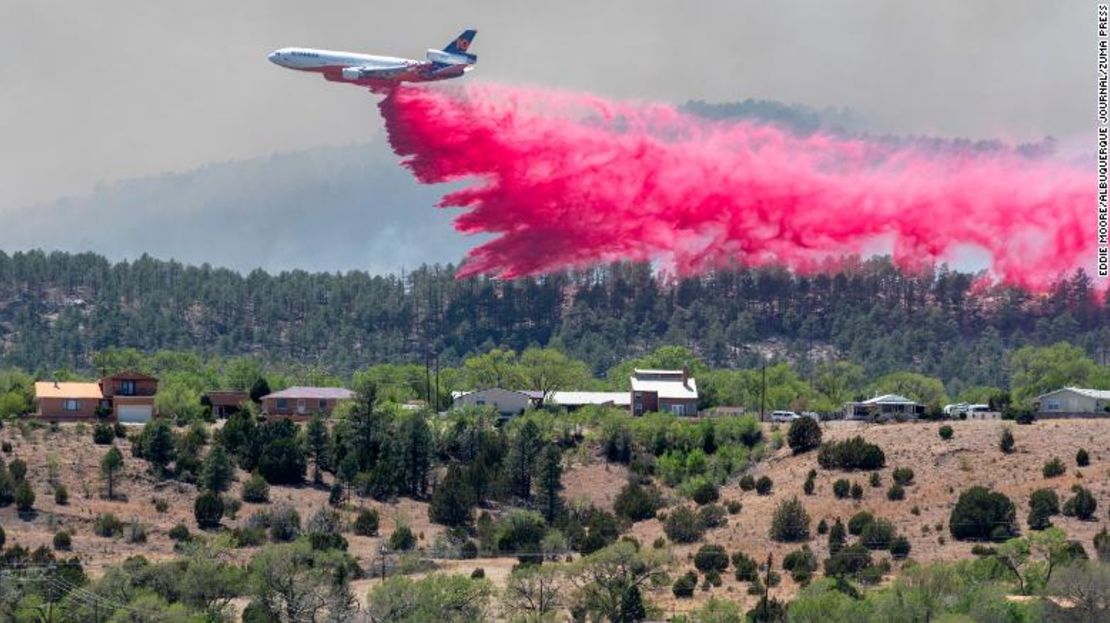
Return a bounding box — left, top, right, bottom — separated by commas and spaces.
633, 418, 1110, 616
1, 418, 1108, 618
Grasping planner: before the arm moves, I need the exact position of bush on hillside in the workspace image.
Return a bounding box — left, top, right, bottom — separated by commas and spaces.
1062, 485, 1098, 520
890, 536, 911, 559
739, 474, 756, 491
693, 544, 730, 573
614, 480, 663, 522
732, 551, 758, 581
769, 497, 810, 543
787, 417, 822, 454
938, 425, 953, 440
1077, 448, 1090, 467
664, 506, 706, 544
999, 428, 1015, 453
672, 571, 697, 598
691, 480, 720, 506
354, 508, 380, 537
833, 478, 850, 499
1042, 458, 1066, 478
848, 511, 874, 536
755, 476, 773, 496
817, 437, 885, 471
892, 467, 915, 486
194, 491, 224, 530
698, 504, 728, 529
241, 472, 270, 503
949, 486, 1016, 541
1027, 488, 1060, 530
850, 482, 864, 500
887, 483, 905, 501
860, 519, 896, 550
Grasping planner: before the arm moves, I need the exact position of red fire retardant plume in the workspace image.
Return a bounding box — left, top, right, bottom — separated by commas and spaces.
379, 83, 1090, 292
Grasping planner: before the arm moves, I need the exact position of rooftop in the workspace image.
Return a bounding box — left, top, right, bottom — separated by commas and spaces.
630, 369, 698, 400
262, 386, 355, 400
34, 381, 103, 400
1038, 387, 1110, 401
547, 391, 631, 407
858, 394, 919, 405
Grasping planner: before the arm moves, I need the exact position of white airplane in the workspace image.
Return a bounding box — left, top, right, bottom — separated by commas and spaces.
268, 30, 477, 92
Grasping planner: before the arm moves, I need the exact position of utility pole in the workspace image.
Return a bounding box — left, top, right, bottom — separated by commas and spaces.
760, 364, 767, 423
760, 552, 773, 620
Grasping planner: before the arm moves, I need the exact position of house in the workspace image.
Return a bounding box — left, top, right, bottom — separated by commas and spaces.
1035, 387, 1110, 418
260, 386, 355, 419
33, 381, 105, 421
202, 390, 250, 418
537, 391, 631, 411
631, 369, 698, 416
34, 370, 159, 423
843, 394, 924, 421
451, 388, 534, 418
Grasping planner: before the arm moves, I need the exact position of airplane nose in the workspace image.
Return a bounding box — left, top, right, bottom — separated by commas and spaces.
267, 51, 280, 64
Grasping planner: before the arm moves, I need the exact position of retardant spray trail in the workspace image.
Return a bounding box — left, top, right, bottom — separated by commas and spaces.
379, 83, 1090, 292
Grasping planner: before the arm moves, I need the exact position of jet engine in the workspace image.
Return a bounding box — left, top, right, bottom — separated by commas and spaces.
341, 67, 364, 81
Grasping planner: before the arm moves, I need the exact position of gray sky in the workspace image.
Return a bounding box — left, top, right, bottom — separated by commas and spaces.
0, 0, 1089, 210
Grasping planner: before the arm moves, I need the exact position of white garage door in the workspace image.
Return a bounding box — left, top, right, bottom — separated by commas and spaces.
117, 405, 153, 424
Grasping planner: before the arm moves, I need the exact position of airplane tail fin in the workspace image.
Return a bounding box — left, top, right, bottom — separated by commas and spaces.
442, 29, 477, 61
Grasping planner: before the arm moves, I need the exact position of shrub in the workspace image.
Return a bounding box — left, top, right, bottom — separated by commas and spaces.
892, 467, 915, 486
94, 513, 123, 537
53, 530, 71, 551
860, 519, 896, 550
93, 423, 114, 445
828, 518, 847, 555
890, 535, 911, 559
114, 421, 127, 438
848, 511, 874, 536
614, 481, 663, 522
268, 505, 302, 542
0, 442, 10, 453
755, 476, 773, 496
949, 486, 1016, 541
732, 551, 758, 581
242, 472, 270, 503
832, 478, 850, 499
1062, 485, 1098, 520
664, 506, 706, 544
1042, 458, 1066, 478
999, 428, 1015, 453
652, 536, 666, 549
15, 480, 34, 512
938, 425, 953, 441
354, 508, 380, 536
9, 459, 27, 482
725, 500, 742, 514
817, 437, 886, 471
1027, 488, 1060, 530
470, 567, 485, 579
1095, 527, 1110, 562
232, 526, 266, 547
694, 544, 730, 573
54, 484, 68, 505
787, 417, 822, 454
1077, 448, 1090, 467
816, 519, 828, 535
672, 571, 697, 598
194, 491, 224, 530
971, 544, 997, 557
850, 482, 863, 500
769, 496, 810, 542
328, 482, 343, 507
739, 474, 755, 491
691, 480, 720, 506
887, 483, 905, 501
698, 504, 728, 529
126, 520, 148, 544
869, 472, 881, 488
824, 543, 872, 578
389, 524, 416, 551
153, 498, 169, 513
802, 477, 815, 495
782, 545, 818, 583
459, 540, 479, 559
168, 523, 191, 542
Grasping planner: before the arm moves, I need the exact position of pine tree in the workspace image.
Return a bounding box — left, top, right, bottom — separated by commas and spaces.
200, 443, 234, 493
828, 517, 846, 556
305, 413, 330, 483
141, 418, 176, 478
536, 444, 564, 523
101, 446, 123, 500
428, 464, 476, 527
506, 419, 543, 501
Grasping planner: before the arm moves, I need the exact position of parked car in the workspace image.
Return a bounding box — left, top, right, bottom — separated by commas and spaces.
770, 410, 800, 423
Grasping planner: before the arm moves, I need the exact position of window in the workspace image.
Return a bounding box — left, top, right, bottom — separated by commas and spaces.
319, 399, 328, 411
669, 404, 686, 417
476, 398, 486, 406
64, 399, 80, 411
1044, 400, 1061, 411
276, 398, 289, 411
120, 380, 136, 396
297, 399, 306, 414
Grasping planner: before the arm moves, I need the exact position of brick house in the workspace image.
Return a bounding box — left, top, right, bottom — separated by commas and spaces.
34, 370, 159, 423
260, 387, 355, 419
630, 369, 699, 416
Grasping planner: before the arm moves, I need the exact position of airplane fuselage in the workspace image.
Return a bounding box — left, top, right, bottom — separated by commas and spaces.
269, 43, 472, 91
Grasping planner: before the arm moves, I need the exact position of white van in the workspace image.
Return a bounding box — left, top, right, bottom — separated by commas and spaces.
770, 410, 800, 423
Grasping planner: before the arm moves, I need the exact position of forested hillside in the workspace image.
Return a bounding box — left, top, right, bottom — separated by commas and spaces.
1, 250, 1107, 391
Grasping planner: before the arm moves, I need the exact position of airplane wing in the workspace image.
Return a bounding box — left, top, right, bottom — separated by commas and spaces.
341, 64, 411, 80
